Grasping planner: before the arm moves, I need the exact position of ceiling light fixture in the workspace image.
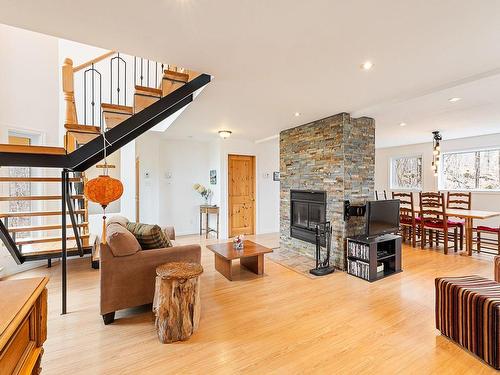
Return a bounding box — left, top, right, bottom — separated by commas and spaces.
361, 61, 374, 71
294, 112, 301, 117
431, 130, 442, 177
218, 130, 232, 139
448, 97, 462, 103
399, 122, 407, 127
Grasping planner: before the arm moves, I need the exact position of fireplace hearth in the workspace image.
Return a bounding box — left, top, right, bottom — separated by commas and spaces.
290, 190, 326, 245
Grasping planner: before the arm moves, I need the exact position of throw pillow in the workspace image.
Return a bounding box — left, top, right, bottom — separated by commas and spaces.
106, 223, 141, 256
125, 222, 172, 249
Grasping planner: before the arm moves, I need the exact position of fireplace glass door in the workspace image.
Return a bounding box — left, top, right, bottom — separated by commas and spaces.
308, 203, 325, 229
292, 201, 308, 228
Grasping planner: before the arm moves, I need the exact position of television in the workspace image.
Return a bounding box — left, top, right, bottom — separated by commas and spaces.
365, 199, 400, 237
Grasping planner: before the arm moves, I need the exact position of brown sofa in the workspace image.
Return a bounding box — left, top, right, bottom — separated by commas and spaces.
100, 216, 201, 324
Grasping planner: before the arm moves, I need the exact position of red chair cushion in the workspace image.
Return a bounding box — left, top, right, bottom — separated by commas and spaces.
423, 219, 460, 229
401, 217, 421, 225
477, 226, 500, 233
448, 219, 464, 226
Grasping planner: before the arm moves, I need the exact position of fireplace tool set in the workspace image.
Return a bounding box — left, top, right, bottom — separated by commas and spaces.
310, 221, 335, 276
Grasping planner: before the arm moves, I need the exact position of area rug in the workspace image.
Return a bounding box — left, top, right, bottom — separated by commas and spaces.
267, 247, 323, 279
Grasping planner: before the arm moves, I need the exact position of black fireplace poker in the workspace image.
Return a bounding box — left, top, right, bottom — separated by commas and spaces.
310, 222, 335, 276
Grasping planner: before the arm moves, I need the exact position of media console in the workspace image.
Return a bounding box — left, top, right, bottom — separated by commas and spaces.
346, 233, 402, 282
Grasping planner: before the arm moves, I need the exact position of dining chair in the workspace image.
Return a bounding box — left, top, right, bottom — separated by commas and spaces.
419, 192, 459, 254
446, 192, 471, 250
375, 190, 387, 200
476, 225, 500, 254
392, 192, 418, 247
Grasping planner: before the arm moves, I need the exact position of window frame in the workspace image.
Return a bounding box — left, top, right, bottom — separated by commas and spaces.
439, 146, 500, 193
389, 154, 424, 191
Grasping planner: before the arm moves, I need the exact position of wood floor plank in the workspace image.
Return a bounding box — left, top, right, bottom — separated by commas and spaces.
4, 232, 497, 374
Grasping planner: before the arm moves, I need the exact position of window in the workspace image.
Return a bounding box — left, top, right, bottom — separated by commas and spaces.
441, 149, 500, 191
390, 156, 422, 190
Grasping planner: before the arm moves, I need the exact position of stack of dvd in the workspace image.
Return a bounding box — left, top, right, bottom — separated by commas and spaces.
347, 240, 369, 261
347, 258, 369, 281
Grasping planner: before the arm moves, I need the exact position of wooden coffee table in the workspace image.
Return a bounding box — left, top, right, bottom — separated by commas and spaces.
206, 240, 273, 281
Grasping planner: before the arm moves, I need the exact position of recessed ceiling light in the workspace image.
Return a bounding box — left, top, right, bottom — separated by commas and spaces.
361, 61, 374, 71
218, 130, 232, 139
399, 122, 407, 127
294, 112, 301, 117
448, 97, 462, 103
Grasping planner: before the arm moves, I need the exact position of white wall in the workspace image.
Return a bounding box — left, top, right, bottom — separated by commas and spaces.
158, 139, 211, 235
256, 137, 280, 234
0, 24, 59, 276
135, 134, 280, 238
375, 133, 500, 227
136, 133, 161, 225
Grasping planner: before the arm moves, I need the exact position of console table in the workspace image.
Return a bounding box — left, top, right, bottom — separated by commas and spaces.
0, 277, 49, 374
199, 205, 219, 239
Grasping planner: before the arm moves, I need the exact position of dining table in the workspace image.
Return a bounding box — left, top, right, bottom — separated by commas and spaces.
414, 207, 500, 255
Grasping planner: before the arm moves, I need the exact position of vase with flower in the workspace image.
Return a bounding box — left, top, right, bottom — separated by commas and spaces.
233, 235, 245, 250
193, 183, 212, 205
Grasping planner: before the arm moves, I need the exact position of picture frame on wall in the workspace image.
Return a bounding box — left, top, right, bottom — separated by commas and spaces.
273, 171, 280, 181
210, 169, 217, 185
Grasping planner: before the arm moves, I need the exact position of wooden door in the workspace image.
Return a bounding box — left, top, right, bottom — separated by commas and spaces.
228, 154, 255, 237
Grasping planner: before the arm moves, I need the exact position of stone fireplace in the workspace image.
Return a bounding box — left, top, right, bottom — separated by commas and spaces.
280, 113, 375, 270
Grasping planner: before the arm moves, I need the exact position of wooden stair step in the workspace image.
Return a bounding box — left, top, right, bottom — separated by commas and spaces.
65, 124, 101, 146
102, 103, 133, 129
101, 103, 134, 114
0, 195, 84, 201
64, 123, 101, 134
161, 71, 189, 97
134, 86, 161, 113
16, 234, 90, 246
0, 144, 66, 155
135, 85, 162, 96
9, 222, 88, 233
163, 70, 190, 83
0, 177, 82, 183
20, 242, 91, 257
0, 210, 86, 218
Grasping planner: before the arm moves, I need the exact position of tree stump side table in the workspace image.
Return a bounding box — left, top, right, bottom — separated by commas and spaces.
153, 262, 203, 343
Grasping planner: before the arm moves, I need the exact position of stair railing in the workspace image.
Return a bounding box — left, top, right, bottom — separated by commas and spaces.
83, 63, 102, 129
64, 51, 172, 133
110, 53, 127, 106
134, 57, 164, 89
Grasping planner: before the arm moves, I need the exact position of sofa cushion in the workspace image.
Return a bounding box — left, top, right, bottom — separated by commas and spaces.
107, 223, 141, 257
126, 222, 172, 249
106, 215, 129, 228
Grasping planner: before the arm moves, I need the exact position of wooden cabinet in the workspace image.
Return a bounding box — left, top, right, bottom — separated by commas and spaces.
0, 277, 48, 375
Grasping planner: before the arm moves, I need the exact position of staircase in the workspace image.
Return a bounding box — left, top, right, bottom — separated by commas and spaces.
0, 49, 211, 313
0, 175, 92, 263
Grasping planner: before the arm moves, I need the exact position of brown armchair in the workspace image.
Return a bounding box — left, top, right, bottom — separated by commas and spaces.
99, 216, 201, 324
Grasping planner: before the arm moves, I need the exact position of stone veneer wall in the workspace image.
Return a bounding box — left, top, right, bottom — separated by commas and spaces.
280, 113, 375, 270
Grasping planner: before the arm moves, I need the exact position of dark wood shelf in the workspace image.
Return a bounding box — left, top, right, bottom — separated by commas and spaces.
347, 234, 402, 282
377, 254, 396, 261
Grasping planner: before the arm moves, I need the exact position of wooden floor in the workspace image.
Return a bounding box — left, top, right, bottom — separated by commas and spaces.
6, 233, 499, 374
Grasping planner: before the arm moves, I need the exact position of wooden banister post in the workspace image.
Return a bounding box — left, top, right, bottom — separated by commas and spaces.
62, 58, 78, 125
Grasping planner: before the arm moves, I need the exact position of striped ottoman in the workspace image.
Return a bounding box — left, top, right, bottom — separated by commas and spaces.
435, 275, 500, 369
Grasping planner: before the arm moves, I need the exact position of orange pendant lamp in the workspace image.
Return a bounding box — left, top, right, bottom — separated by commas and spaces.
84, 133, 123, 244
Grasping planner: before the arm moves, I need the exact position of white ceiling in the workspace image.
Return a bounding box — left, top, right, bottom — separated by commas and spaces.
2, 0, 500, 147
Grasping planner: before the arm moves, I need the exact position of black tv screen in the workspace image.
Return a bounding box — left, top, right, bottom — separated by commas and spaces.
366, 199, 400, 237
